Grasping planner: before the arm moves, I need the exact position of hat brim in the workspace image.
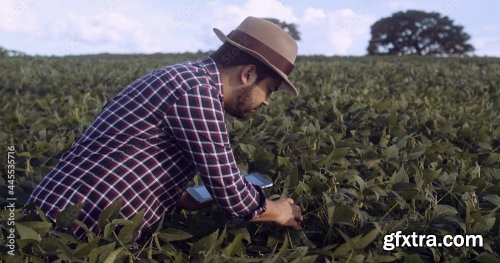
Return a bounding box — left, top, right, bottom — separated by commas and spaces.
213, 27, 298, 96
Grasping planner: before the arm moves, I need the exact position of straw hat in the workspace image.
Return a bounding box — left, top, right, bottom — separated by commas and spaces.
213, 16, 299, 96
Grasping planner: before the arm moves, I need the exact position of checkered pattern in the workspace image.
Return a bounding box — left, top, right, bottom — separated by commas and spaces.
26, 57, 266, 240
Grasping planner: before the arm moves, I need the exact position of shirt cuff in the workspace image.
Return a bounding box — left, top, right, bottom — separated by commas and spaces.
238, 185, 268, 222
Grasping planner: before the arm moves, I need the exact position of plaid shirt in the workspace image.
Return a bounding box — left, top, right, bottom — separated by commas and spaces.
26, 56, 266, 240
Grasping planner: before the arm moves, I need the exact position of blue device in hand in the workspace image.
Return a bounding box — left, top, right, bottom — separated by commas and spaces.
186, 173, 273, 203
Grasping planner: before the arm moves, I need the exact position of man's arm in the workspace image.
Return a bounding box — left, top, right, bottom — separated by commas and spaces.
177, 191, 303, 230
164, 85, 265, 219
165, 85, 302, 229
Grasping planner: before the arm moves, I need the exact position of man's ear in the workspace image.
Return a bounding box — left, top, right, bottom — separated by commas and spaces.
240, 64, 258, 85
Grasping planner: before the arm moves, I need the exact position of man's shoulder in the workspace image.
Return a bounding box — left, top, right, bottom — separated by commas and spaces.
116, 56, 221, 108
149, 56, 221, 99
158, 57, 217, 85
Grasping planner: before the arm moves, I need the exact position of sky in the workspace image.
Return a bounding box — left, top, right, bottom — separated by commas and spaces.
1, 0, 499, 57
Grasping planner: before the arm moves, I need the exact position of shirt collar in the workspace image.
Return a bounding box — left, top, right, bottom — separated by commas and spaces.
197, 56, 224, 102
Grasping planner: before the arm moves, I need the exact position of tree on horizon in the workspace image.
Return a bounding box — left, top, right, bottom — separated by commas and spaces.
263, 18, 301, 41
367, 10, 474, 56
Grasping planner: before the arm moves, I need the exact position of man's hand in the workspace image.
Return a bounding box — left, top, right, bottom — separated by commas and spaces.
177, 192, 303, 230
250, 198, 303, 230
176, 191, 214, 210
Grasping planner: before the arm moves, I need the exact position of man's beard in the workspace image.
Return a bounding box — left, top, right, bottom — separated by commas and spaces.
232, 84, 257, 119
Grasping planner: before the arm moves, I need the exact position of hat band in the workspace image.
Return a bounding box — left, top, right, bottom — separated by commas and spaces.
228, 30, 294, 75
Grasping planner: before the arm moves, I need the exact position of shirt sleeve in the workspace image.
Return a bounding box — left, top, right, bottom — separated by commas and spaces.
163, 85, 266, 220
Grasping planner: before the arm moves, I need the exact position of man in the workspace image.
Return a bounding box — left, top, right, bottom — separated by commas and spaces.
26, 16, 303, 241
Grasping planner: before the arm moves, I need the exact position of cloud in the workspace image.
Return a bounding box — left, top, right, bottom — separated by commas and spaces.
300, 7, 375, 55
0, 0, 39, 33
303, 7, 326, 23
68, 13, 137, 43
472, 36, 500, 57
220, 0, 297, 23
189, 0, 300, 53
386, 1, 420, 10
205, 3, 374, 55
208, 0, 297, 36
0, 0, 205, 54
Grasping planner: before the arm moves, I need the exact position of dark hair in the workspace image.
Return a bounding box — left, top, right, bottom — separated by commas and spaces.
210, 42, 279, 83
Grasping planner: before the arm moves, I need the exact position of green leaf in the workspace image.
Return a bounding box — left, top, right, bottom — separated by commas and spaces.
53, 232, 77, 244
407, 144, 426, 160
266, 233, 289, 263
332, 157, 350, 168
36, 206, 51, 223
51, 238, 73, 259
332, 234, 353, 257
103, 247, 124, 263
300, 155, 314, 171
117, 209, 144, 244
239, 143, 256, 157
383, 145, 399, 160
277, 156, 291, 169
73, 237, 101, 258
16, 239, 37, 252
253, 147, 274, 171
280, 247, 311, 263
372, 255, 397, 262
365, 159, 381, 169
390, 164, 408, 184
20, 221, 52, 237
396, 135, 410, 149
40, 238, 60, 253
471, 215, 495, 233
74, 219, 95, 239
475, 252, 500, 263
356, 228, 380, 249
232, 119, 245, 130
432, 204, 458, 219
294, 231, 317, 249
230, 227, 251, 243
98, 198, 123, 229
16, 223, 41, 241
332, 205, 355, 225
294, 181, 312, 195
392, 182, 416, 191
17, 152, 31, 158
404, 254, 425, 263
315, 148, 349, 166
89, 242, 116, 263
56, 202, 83, 228
190, 229, 219, 257
483, 194, 500, 208
4, 255, 24, 263
157, 228, 193, 242
103, 223, 114, 239
223, 233, 243, 257
483, 153, 500, 166
110, 219, 133, 225
285, 246, 308, 260
291, 255, 318, 263
352, 255, 366, 262
484, 185, 500, 195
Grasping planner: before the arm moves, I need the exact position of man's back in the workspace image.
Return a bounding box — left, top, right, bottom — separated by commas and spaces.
26, 57, 256, 239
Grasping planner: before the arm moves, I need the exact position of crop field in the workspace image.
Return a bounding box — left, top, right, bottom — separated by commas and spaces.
1, 54, 499, 262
